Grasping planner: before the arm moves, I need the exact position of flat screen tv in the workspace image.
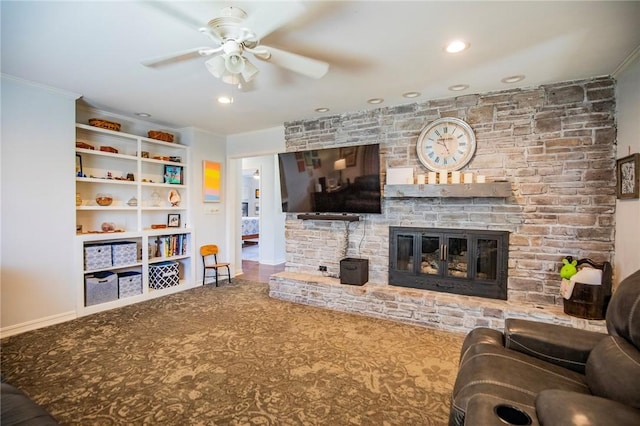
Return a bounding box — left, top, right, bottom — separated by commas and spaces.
278, 143, 381, 214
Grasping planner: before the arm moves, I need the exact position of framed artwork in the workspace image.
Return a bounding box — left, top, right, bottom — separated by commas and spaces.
617, 153, 640, 199
203, 160, 221, 202
339, 146, 357, 167
163, 165, 183, 184
167, 213, 181, 228
76, 154, 83, 177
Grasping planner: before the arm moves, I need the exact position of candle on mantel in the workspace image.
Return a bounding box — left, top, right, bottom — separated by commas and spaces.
428, 172, 437, 184
439, 171, 448, 184
464, 172, 473, 184
451, 171, 461, 184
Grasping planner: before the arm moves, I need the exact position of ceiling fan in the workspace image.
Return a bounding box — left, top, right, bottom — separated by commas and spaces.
141, 4, 330, 86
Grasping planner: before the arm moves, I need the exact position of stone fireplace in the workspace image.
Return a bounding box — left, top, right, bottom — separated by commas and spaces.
269, 76, 615, 334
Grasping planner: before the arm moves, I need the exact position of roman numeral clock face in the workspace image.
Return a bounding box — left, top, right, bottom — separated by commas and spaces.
416, 117, 477, 172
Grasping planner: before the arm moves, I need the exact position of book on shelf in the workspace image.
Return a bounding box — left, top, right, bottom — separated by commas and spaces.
153, 234, 187, 258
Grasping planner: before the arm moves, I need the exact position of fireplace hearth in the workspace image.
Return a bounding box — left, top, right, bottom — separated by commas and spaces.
389, 227, 509, 300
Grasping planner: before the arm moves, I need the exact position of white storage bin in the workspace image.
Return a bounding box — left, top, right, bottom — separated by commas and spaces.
85, 271, 118, 306
84, 244, 112, 270
111, 241, 137, 266
118, 271, 142, 298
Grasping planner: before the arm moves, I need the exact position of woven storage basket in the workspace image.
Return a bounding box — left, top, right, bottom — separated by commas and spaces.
88, 118, 121, 132
148, 130, 174, 143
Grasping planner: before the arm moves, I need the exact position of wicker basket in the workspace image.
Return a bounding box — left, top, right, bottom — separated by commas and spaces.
148, 130, 174, 143
89, 118, 121, 132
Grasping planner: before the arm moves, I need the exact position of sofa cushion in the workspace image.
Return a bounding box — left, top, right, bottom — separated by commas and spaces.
586, 335, 640, 409
606, 269, 640, 349
536, 389, 640, 426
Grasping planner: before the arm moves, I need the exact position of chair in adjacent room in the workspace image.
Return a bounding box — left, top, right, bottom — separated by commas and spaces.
200, 244, 231, 286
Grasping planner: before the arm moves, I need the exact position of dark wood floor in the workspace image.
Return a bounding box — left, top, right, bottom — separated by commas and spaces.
238, 260, 285, 283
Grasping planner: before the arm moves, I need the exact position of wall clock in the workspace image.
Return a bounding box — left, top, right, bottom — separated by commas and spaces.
416, 117, 476, 172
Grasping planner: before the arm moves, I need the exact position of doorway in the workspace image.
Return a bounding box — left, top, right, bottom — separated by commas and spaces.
234, 155, 286, 276
241, 167, 260, 261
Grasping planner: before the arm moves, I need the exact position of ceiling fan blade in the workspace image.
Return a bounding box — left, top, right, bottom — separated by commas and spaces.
250, 46, 329, 79
141, 46, 222, 68
144, 1, 206, 33
240, 2, 306, 42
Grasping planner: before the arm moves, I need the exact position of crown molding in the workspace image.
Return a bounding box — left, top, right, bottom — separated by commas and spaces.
1, 73, 81, 100
613, 45, 640, 78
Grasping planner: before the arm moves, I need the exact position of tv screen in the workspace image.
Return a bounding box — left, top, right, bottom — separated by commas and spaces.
278, 144, 381, 214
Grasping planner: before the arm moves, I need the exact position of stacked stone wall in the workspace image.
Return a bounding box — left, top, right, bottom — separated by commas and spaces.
283, 77, 616, 307
269, 272, 607, 334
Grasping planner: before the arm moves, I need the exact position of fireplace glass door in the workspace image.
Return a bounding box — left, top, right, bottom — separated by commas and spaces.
476, 238, 498, 280
395, 233, 415, 272
445, 235, 468, 279
389, 227, 509, 300
419, 234, 469, 279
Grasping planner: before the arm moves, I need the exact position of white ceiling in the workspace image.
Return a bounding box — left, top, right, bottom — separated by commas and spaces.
2, 1, 639, 136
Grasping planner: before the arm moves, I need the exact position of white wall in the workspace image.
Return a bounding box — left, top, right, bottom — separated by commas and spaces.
227, 127, 286, 270
1, 76, 79, 333
615, 53, 640, 282
179, 127, 228, 282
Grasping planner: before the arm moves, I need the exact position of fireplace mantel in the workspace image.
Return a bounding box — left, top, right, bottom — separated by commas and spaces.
383, 182, 511, 198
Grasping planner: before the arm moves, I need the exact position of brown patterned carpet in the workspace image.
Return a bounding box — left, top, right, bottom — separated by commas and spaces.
1, 279, 464, 425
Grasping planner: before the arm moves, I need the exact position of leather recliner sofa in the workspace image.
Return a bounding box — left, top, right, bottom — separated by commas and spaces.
449, 268, 640, 426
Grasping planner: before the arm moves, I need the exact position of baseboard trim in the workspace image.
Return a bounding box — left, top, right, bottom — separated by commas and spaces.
1, 311, 77, 338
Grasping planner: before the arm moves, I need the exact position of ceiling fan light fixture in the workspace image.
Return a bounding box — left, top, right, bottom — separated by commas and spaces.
221, 72, 241, 85
205, 55, 226, 78
241, 58, 259, 82
224, 53, 245, 74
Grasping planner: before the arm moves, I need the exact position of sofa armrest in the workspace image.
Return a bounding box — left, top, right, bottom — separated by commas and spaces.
459, 327, 504, 363
1, 383, 58, 425
505, 318, 607, 373
536, 389, 640, 425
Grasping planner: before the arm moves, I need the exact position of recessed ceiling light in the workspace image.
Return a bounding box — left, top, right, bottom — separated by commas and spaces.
367, 98, 384, 104
402, 91, 421, 98
315, 107, 330, 113
501, 75, 525, 84
445, 40, 469, 53
448, 84, 469, 91
135, 112, 151, 118
217, 96, 233, 104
